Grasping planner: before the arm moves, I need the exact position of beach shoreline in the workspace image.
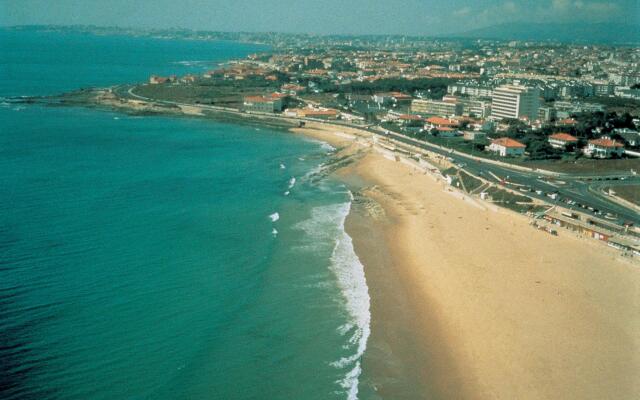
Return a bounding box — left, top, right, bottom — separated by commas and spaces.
18, 91, 640, 398
295, 123, 640, 399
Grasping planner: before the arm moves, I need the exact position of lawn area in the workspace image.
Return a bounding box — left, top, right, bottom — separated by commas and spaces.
459, 170, 484, 193
608, 184, 640, 206
134, 79, 278, 107
520, 158, 640, 175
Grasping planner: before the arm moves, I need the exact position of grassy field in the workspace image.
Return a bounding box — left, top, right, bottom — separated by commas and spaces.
521, 158, 640, 174
134, 79, 278, 108
608, 184, 640, 206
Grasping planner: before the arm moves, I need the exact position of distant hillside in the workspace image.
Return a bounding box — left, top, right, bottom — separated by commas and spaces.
451, 23, 640, 44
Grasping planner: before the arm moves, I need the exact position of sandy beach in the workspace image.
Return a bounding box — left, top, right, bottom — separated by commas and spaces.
294, 123, 640, 399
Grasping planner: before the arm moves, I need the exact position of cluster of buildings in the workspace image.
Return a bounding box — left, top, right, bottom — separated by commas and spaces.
144, 35, 640, 161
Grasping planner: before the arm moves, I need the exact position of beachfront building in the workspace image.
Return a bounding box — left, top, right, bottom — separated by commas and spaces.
584, 138, 625, 158
410, 99, 462, 117
548, 133, 579, 150
295, 108, 340, 120
243, 94, 286, 113
487, 137, 526, 157
490, 84, 540, 121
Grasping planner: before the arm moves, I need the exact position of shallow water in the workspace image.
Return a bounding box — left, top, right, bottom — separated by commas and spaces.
0, 29, 372, 399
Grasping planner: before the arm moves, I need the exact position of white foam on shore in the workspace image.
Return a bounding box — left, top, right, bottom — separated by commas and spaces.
329, 202, 370, 400
321, 142, 336, 152
288, 177, 296, 189
280, 163, 286, 170
284, 191, 290, 196
272, 228, 278, 236
269, 212, 280, 222
296, 201, 371, 399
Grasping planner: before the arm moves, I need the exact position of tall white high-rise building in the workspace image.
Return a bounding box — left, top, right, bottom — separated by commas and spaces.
490, 85, 540, 120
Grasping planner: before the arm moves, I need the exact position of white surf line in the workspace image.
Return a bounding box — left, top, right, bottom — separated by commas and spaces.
328, 201, 371, 400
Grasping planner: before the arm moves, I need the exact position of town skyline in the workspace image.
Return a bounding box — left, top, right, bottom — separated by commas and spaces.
1, 0, 638, 36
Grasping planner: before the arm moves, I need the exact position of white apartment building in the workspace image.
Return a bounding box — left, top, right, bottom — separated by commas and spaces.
447, 83, 494, 98
490, 85, 540, 121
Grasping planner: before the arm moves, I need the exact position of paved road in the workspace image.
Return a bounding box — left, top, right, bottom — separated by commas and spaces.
375, 129, 640, 226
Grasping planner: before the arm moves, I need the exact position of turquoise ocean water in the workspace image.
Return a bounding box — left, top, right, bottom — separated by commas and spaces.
0, 29, 373, 399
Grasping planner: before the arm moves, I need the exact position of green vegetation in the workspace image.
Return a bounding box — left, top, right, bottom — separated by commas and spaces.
520, 158, 640, 174
134, 78, 279, 107
582, 96, 640, 115
459, 171, 483, 193
485, 186, 547, 213
607, 184, 640, 206
333, 78, 453, 99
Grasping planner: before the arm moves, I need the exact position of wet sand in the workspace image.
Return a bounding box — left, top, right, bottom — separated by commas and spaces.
294, 123, 640, 399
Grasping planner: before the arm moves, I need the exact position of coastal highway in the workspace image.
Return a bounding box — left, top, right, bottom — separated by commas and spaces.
374, 129, 640, 226
112, 84, 640, 226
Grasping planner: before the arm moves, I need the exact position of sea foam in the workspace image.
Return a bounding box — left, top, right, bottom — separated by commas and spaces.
295, 201, 371, 399
321, 142, 336, 152
269, 212, 280, 222
329, 202, 370, 400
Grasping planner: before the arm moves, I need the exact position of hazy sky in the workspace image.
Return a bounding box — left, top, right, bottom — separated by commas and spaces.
1, 0, 638, 35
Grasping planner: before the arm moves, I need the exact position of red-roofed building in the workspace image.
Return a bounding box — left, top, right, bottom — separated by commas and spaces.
584, 138, 625, 158
280, 84, 306, 95
425, 117, 460, 129
557, 118, 577, 127
397, 114, 423, 127
243, 94, 285, 113
548, 132, 579, 150
149, 75, 169, 84
488, 137, 526, 157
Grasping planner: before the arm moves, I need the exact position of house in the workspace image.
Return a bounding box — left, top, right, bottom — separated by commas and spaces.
556, 118, 577, 128
373, 92, 412, 107
425, 116, 459, 130
280, 84, 306, 95
464, 131, 487, 141
584, 138, 625, 158
243, 94, 285, 113
548, 132, 579, 150
487, 137, 526, 157
180, 74, 197, 84
149, 75, 169, 84
397, 114, 423, 127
